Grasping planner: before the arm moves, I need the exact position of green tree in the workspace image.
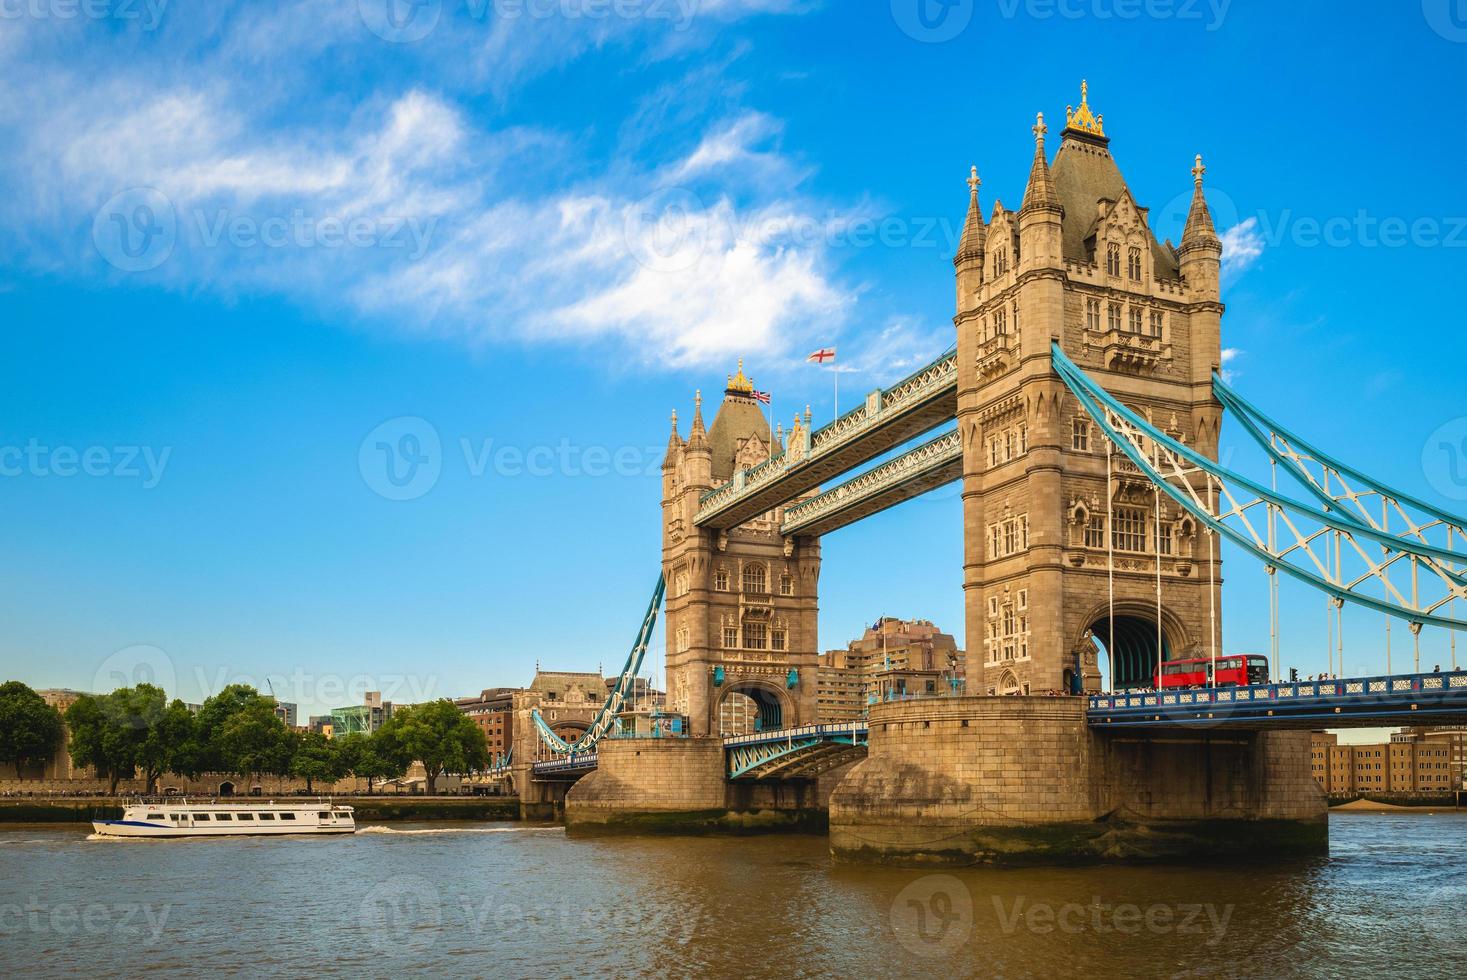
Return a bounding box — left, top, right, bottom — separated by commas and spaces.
193, 684, 264, 774
215, 697, 293, 785
0, 681, 63, 779
381, 701, 488, 794
334, 732, 406, 793
132, 694, 195, 794
64, 693, 136, 794
289, 731, 339, 794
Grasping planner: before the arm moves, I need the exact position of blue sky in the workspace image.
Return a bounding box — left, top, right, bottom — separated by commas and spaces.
2, 1, 1466, 721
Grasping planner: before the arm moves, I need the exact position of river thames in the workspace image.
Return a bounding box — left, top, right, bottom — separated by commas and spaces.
1, 813, 1463, 978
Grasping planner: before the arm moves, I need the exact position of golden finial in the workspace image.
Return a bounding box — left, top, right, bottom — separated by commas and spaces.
1192, 153, 1206, 186
726, 357, 754, 394
967, 166, 980, 193
1064, 79, 1105, 137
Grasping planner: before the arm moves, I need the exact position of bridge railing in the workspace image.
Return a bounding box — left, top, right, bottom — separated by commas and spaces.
531, 753, 599, 774
723, 721, 869, 747
1089, 669, 1467, 716
695, 351, 958, 522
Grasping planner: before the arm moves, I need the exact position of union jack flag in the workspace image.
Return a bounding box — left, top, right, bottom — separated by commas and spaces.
751, 390, 771, 405
807, 347, 836, 364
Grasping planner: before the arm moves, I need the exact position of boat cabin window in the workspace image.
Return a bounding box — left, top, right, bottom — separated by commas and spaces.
258, 813, 275, 820
146, 813, 163, 821
215, 813, 233, 821
193, 814, 210, 821
237, 813, 254, 820
169, 814, 181, 821
279, 813, 296, 821
318, 812, 330, 819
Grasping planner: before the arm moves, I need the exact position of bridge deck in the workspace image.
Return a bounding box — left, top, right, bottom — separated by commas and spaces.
780, 429, 961, 537
695, 353, 957, 530
1088, 669, 1467, 729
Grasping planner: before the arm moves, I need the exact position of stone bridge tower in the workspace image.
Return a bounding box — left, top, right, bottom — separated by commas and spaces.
661, 363, 821, 736
954, 84, 1225, 695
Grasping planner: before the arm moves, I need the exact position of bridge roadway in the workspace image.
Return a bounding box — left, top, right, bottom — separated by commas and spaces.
1089, 668, 1467, 729
694, 352, 957, 530
519, 669, 1467, 780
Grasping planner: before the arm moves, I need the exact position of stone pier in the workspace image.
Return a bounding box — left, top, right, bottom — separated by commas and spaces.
828, 696, 1327, 866
564, 738, 830, 835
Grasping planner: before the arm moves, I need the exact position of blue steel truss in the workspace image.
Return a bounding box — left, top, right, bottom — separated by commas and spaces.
530, 574, 665, 756
1088, 668, 1467, 728
1213, 375, 1466, 583
724, 722, 869, 779
1052, 343, 1467, 632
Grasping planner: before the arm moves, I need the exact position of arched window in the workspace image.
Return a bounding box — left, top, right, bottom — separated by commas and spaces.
779, 574, 794, 596
714, 567, 729, 591
741, 563, 766, 595
1106, 242, 1121, 276
1127, 246, 1142, 281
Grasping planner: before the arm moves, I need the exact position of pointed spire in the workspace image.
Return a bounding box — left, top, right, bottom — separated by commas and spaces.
687, 390, 709, 452
955, 165, 986, 265
1021, 113, 1060, 214
1181, 153, 1218, 246
662, 409, 683, 470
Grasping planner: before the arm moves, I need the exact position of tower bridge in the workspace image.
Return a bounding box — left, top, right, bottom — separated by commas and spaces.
510, 83, 1467, 863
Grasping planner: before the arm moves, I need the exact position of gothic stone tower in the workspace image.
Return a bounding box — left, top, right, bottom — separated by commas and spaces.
955, 84, 1225, 695
661, 363, 821, 736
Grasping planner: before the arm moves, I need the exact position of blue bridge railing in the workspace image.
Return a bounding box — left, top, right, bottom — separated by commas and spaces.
1088, 669, 1467, 727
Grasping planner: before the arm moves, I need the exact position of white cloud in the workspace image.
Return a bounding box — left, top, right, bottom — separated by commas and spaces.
1219, 346, 1243, 383
1220, 217, 1264, 280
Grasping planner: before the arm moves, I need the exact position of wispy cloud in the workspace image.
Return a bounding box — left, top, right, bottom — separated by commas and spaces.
1220, 217, 1264, 281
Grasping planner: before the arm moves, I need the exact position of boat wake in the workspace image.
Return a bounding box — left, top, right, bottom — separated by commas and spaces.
355, 825, 564, 836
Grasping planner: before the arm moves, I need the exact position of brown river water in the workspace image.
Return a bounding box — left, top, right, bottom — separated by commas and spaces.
1, 813, 1464, 978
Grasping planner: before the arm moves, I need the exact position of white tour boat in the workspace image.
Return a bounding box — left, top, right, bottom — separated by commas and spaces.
92, 799, 356, 838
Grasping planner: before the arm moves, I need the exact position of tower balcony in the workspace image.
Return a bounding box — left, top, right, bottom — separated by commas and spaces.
1084, 326, 1172, 373
975, 333, 1016, 381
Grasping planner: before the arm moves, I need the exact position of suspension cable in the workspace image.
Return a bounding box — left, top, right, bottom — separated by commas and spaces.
1106, 441, 1116, 694
1155, 478, 1164, 688
1269, 460, 1279, 681
1209, 475, 1219, 686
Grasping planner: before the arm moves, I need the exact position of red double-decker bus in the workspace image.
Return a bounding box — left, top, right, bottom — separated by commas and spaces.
1154, 654, 1270, 689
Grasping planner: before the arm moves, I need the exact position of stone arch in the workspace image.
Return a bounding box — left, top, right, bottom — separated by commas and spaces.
217, 780, 235, 797
998, 670, 1021, 695
717, 677, 793, 734
1078, 598, 1191, 690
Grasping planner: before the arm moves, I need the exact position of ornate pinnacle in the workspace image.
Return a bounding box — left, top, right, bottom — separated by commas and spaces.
1192, 153, 1206, 186
1033, 112, 1048, 143
967, 166, 980, 194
